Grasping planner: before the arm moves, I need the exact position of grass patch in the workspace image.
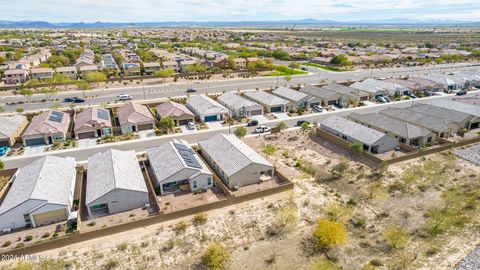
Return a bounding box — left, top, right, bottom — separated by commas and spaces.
262, 144, 277, 155
266, 65, 308, 76
303, 62, 346, 72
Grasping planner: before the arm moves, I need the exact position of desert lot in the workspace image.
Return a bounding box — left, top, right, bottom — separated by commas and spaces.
1, 129, 479, 270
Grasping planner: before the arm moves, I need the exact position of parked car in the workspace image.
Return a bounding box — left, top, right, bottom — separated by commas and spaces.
254, 125, 271, 133
424, 91, 434, 96
247, 119, 259, 127
296, 120, 309, 126
118, 94, 133, 100
384, 96, 392, 102
407, 93, 417, 98
0, 146, 9, 156
63, 97, 84, 103
187, 121, 196, 130
376, 96, 386, 103
456, 90, 467, 96
186, 88, 197, 93
312, 105, 323, 112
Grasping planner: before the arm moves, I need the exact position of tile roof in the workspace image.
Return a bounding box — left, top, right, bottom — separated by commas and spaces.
74, 107, 112, 132
186, 95, 228, 115
23, 110, 70, 136
156, 101, 194, 119
0, 115, 27, 139
321, 115, 389, 145
272, 87, 308, 102
117, 102, 155, 126
243, 91, 290, 106
217, 93, 263, 110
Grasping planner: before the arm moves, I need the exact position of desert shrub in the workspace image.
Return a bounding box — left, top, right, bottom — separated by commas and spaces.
42, 232, 50, 238
331, 157, 349, 176
325, 202, 351, 223
24, 235, 33, 242
193, 213, 208, 225
15, 243, 25, 249
313, 219, 347, 249
202, 242, 231, 270
175, 221, 188, 234
116, 242, 128, 251
382, 225, 409, 250
1, 241, 11, 247
87, 221, 96, 227
263, 144, 277, 155
104, 259, 119, 269
307, 257, 341, 270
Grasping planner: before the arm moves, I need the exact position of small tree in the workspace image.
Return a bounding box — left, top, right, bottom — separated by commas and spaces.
283, 75, 292, 86
300, 121, 310, 133
350, 142, 364, 153
288, 62, 300, 74
19, 88, 34, 103
234, 126, 247, 139
313, 219, 347, 249
203, 242, 231, 270
277, 121, 288, 131
154, 68, 175, 78
158, 116, 175, 133
86, 71, 107, 87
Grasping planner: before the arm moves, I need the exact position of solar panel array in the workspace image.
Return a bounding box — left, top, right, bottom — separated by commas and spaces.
97, 109, 110, 121
173, 143, 202, 169
49, 111, 64, 123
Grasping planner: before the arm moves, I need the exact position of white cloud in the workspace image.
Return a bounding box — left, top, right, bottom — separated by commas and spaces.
0, 0, 479, 22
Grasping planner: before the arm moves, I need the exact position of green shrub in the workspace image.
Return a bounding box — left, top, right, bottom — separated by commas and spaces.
24, 235, 33, 242
203, 242, 231, 270
193, 213, 208, 225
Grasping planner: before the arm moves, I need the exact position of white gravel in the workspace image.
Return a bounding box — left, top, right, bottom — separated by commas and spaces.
454, 247, 480, 270
454, 145, 480, 166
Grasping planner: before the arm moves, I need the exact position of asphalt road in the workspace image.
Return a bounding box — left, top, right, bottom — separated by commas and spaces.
1, 91, 472, 170
1, 62, 479, 113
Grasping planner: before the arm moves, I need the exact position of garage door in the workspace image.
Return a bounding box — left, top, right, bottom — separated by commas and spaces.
360, 96, 369, 101
470, 122, 479, 129
0, 140, 9, 147
250, 110, 263, 116
178, 119, 192, 126
138, 123, 153, 131
33, 208, 67, 226
25, 137, 46, 146
77, 131, 95, 139
204, 115, 218, 122
327, 100, 337, 105
270, 106, 282, 112
309, 102, 320, 108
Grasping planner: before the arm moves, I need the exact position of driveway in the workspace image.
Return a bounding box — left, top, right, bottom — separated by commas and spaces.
273, 112, 290, 120
251, 115, 269, 124
23, 145, 46, 156
205, 121, 223, 130
139, 129, 156, 139
77, 138, 97, 148
179, 125, 196, 133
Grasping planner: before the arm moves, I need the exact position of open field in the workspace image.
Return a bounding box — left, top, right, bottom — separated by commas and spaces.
0, 129, 479, 270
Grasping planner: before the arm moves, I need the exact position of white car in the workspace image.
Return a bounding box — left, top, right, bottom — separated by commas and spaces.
118, 94, 133, 100
187, 121, 196, 130
255, 125, 271, 133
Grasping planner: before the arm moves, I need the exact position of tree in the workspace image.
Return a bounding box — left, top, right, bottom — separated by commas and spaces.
277, 121, 288, 131
330, 54, 352, 67
154, 68, 174, 78
288, 62, 300, 74
300, 121, 310, 133
313, 219, 347, 249
202, 242, 231, 270
383, 225, 409, 250
40, 87, 58, 101
86, 71, 107, 87
158, 116, 175, 133
234, 126, 247, 139
283, 75, 292, 86
19, 88, 34, 103
350, 142, 364, 153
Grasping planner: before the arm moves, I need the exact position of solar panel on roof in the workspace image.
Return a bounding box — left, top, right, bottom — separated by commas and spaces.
48, 111, 64, 123
173, 143, 202, 169
97, 109, 110, 121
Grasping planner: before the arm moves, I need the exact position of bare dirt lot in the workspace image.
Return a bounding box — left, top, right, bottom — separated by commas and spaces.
1, 130, 479, 270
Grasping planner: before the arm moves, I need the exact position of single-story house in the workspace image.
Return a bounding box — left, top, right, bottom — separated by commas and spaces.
199, 133, 274, 189
349, 79, 389, 98
0, 115, 28, 147
22, 110, 70, 146
243, 91, 294, 113
380, 107, 458, 138
320, 115, 398, 154
86, 149, 149, 218
272, 87, 319, 108
418, 100, 480, 129
217, 92, 264, 118
147, 139, 213, 195
348, 112, 436, 147
30, 67, 54, 80
156, 100, 195, 126
186, 95, 228, 122
143, 62, 161, 75
406, 77, 443, 92
117, 102, 156, 134
3, 68, 28, 84
0, 156, 76, 230
74, 107, 112, 139
55, 66, 78, 80
409, 104, 479, 130
301, 85, 345, 107
321, 83, 370, 101
418, 74, 457, 91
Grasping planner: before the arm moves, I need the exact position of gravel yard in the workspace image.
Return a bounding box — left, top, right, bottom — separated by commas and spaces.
454, 247, 480, 270
454, 144, 480, 165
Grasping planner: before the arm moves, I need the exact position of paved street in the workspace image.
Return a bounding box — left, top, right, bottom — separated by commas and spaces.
1, 91, 475, 170
1, 62, 479, 113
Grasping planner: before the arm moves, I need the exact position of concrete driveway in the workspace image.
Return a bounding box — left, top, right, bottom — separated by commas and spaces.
205, 121, 223, 130
139, 129, 156, 139
273, 112, 290, 120
23, 145, 46, 156
251, 115, 269, 124
77, 138, 97, 148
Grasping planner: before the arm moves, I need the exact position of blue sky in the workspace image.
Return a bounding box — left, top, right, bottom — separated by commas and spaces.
1, 0, 480, 22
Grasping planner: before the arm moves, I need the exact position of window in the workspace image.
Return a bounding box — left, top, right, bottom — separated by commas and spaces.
23, 214, 31, 223
427, 137, 432, 143
207, 177, 212, 186
53, 133, 63, 141
192, 180, 197, 189
102, 128, 111, 135
91, 203, 107, 210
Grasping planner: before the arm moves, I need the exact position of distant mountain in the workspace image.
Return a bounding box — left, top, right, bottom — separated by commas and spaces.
0, 19, 479, 28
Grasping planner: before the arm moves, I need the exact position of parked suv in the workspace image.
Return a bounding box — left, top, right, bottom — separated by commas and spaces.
118, 94, 133, 100
254, 125, 271, 133
247, 119, 259, 127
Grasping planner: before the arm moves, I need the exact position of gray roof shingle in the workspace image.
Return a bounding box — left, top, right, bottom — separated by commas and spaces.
321, 115, 389, 145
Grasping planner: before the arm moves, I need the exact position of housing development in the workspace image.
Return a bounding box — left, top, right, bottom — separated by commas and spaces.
0, 4, 480, 270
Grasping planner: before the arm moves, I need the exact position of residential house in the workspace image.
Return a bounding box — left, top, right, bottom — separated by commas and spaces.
409, 104, 479, 130
74, 107, 112, 139
0, 115, 28, 147
86, 149, 149, 218
407, 77, 443, 92
243, 91, 294, 113
100, 54, 118, 70
55, 66, 77, 80
272, 87, 319, 109
147, 139, 213, 194
3, 69, 28, 84
79, 65, 98, 79
418, 74, 457, 91
162, 60, 179, 71
0, 156, 76, 230
320, 116, 398, 154
30, 67, 54, 80
117, 102, 156, 134
156, 101, 195, 126
419, 100, 480, 129
348, 112, 436, 147
217, 93, 263, 118
349, 79, 389, 98
233, 58, 246, 69
143, 62, 161, 75
22, 110, 70, 146
199, 134, 274, 189
186, 95, 228, 122
122, 63, 141, 77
